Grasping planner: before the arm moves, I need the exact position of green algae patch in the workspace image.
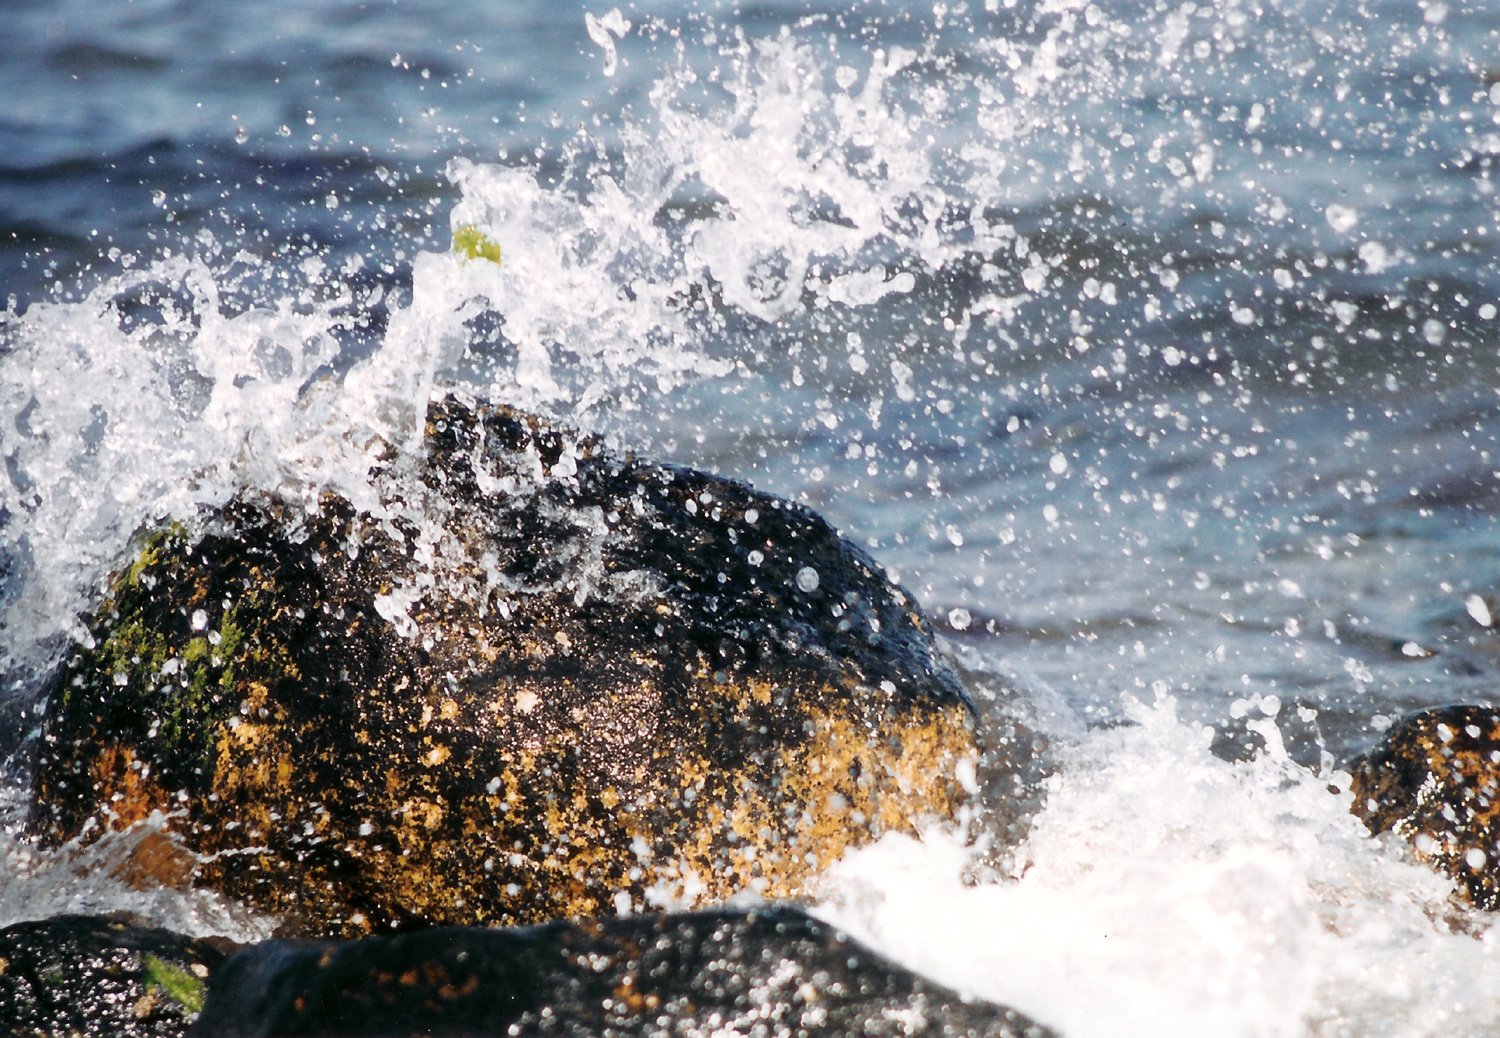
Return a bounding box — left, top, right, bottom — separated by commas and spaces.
453, 225, 502, 266
116, 520, 189, 593
85, 533, 258, 770
145, 952, 207, 1015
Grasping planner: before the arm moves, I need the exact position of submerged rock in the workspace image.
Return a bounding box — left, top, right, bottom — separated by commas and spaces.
30, 395, 978, 936
1349, 704, 1500, 909
0, 913, 234, 1037
191, 905, 1054, 1038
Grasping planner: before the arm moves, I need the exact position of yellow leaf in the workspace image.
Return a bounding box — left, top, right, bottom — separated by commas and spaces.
452, 225, 502, 266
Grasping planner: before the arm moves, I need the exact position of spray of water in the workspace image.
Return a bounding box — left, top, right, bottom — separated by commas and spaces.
3, 3, 1498, 1032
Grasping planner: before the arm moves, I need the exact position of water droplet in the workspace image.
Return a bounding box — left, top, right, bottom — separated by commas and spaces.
1325, 204, 1358, 233
1358, 241, 1391, 273
796, 566, 819, 593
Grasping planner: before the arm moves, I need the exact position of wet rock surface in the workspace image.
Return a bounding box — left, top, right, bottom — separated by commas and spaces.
190, 905, 1054, 1038
30, 395, 981, 937
1349, 703, 1500, 909
0, 913, 234, 1038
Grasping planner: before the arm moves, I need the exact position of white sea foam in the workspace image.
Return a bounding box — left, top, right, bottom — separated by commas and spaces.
819, 694, 1500, 1038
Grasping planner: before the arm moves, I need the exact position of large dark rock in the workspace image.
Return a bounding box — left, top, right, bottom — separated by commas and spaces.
190, 905, 1054, 1037
1349, 703, 1500, 908
30, 395, 979, 936
0, 913, 235, 1037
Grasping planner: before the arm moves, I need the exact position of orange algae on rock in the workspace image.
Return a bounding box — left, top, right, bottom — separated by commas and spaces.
1350, 703, 1500, 910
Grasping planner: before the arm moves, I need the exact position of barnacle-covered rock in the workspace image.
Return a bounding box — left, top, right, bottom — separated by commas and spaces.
0, 913, 233, 1037
191, 906, 1055, 1038
1349, 704, 1500, 908
30, 395, 979, 936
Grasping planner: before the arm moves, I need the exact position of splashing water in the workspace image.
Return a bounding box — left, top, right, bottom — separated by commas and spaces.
5, 0, 1500, 1030
821, 694, 1500, 1037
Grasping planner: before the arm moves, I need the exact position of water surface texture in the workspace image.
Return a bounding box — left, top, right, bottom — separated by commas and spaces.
5, 1, 1500, 1034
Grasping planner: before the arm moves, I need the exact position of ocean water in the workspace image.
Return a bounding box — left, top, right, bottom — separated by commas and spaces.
4, 0, 1500, 1033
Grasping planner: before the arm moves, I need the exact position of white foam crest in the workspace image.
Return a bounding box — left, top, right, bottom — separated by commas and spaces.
446, 158, 717, 413
445, 0, 1281, 411
0, 256, 409, 669
443, 30, 985, 414
656, 36, 952, 308
818, 695, 1500, 1038
336, 247, 488, 466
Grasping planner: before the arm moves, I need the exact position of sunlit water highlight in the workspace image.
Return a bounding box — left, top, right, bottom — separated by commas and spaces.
4, 0, 1500, 1032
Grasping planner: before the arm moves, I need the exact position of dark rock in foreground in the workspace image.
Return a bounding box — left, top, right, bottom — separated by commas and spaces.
31, 395, 979, 936
1349, 704, 1500, 908
191, 905, 1054, 1038
0, 913, 234, 1037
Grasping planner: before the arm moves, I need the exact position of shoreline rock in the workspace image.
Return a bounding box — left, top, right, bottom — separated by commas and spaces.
30, 395, 980, 936
1349, 703, 1500, 909
0, 907, 1056, 1037
0, 913, 234, 1037
190, 905, 1054, 1038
